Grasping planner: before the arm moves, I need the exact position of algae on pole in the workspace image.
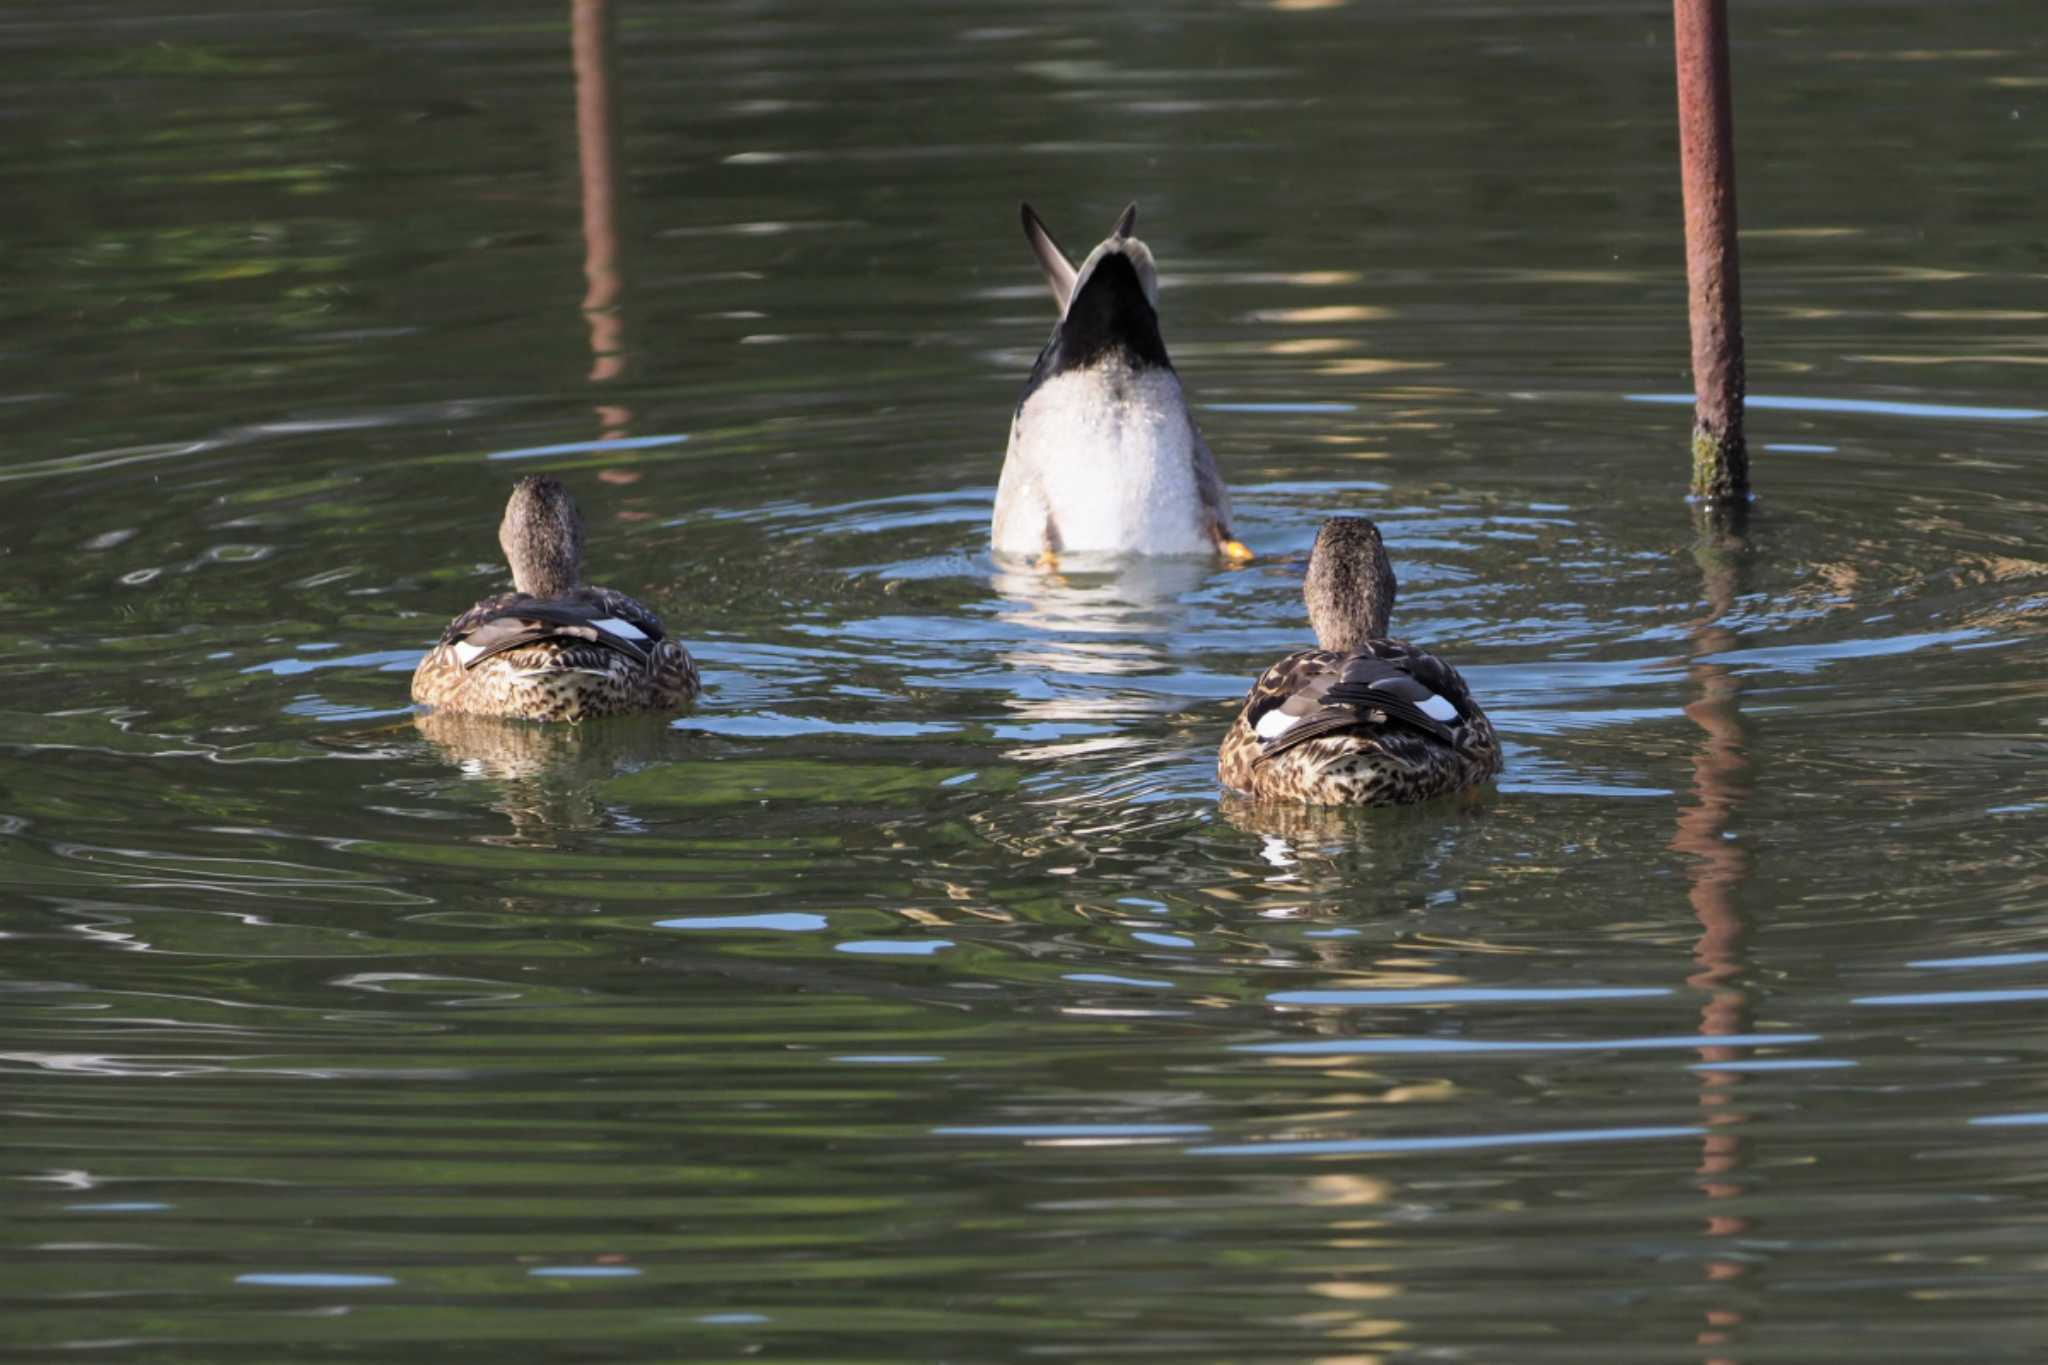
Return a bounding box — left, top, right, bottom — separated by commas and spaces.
1673, 0, 1749, 506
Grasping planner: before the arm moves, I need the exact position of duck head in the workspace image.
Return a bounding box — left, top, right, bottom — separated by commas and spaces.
1304, 517, 1396, 652
1019, 202, 1171, 382
499, 475, 584, 598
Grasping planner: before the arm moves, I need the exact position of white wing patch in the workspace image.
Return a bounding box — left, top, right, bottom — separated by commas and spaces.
452, 640, 487, 667
591, 617, 649, 641
1254, 709, 1298, 741
1418, 693, 1458, 722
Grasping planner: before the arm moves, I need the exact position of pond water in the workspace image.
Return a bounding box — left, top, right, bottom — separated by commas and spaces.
4, 2, 2045, 1360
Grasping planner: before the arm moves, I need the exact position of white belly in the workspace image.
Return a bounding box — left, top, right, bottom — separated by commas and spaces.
994, 365, 1212, 556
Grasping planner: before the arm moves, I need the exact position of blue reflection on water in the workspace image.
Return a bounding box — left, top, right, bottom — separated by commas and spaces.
836, 939, 953, 956
655, 913, 829, 932
65, 1202, 172, 1212
236, 1273, 397, 1288
1238, 1032, 1818, 1055
1853, 989, 2048, 1006
243, 648, 421, 677
1190, 1125, 1706, 1157
1907, 952, 2048, 969
488, 433, 690, 461
1687, 1059, 1858, 1072
935, 1124, 1211, 1137
1626, 392, 2046, 421
689, 713, 958, 738
1203, 402, 1357, 413
1270, 987, 1668, 1005
1696, 628, 1990, 674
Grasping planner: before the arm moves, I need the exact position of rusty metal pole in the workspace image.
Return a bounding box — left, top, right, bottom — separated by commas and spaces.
1673, 0, 1748, 505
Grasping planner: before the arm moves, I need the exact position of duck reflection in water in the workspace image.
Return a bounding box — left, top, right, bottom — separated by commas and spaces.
412, 709, 677, 840
987, 553, 1218, 757
1216, 789, 1485, 898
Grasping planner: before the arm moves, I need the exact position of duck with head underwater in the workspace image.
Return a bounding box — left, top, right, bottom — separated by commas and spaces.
994, 202, 1251, 564
1218, 517, 1502, 805
411, 475, 699, 722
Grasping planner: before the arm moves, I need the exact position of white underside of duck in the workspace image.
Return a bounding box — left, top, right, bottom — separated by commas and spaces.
994, 362, 1212, 557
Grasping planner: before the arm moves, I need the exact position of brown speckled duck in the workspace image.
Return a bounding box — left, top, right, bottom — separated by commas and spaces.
410, 476, 698, 722
1218, 517, 1501, 805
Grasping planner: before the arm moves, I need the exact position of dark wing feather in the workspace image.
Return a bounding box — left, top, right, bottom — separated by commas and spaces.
1251, 640, 1476, 763
442, 591, 659, 671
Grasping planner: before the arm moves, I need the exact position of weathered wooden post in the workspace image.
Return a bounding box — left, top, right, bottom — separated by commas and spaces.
1673, 0, 1748, 506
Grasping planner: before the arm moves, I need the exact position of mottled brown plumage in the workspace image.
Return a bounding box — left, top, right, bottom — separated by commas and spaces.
411, 476, 698, 722
1218, 518, 1501, 805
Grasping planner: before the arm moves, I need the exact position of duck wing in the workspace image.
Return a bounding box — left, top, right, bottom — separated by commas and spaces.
1246, 641, 1475, 762
441, 590, 663, 671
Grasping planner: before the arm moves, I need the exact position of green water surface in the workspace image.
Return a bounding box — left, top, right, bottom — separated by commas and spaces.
3, 2, 2046, 1360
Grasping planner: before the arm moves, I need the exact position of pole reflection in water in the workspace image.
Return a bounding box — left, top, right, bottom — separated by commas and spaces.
573, 0, 630, 434
1670, 512, 1754, 1362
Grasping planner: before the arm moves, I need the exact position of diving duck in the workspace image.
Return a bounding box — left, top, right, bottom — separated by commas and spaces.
410, 475, 698, 722
1218, 518, 1502, 805
993, 202, 1250, 563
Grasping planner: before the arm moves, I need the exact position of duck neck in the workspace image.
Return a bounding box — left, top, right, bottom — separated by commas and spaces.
508, 546, 579, 599
1312, 599, 1389, 655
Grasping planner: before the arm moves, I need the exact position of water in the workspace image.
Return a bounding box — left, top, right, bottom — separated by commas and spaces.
4, 2, 2046, 1359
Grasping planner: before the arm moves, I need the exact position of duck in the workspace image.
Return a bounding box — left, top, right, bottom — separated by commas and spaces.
994, 202, 1251, 564
1218, 517, 1502, 805
410, 475, 698, 722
